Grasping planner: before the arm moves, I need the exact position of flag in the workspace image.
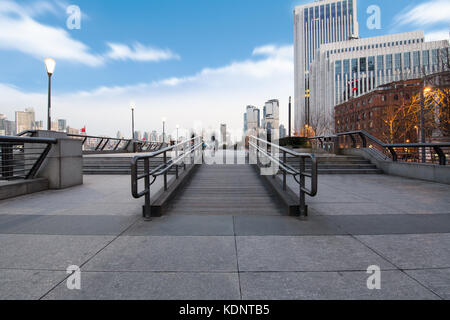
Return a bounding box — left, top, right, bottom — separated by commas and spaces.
80, 126, 86, 134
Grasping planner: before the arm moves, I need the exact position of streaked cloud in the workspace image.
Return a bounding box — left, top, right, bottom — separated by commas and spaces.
393, 0, 450, 27
106, 42, 180, 62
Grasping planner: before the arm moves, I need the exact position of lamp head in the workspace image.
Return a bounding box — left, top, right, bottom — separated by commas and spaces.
44, 58, 56, 75
162, 117, 167, 123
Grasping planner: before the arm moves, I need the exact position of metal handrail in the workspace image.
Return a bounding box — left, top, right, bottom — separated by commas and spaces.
311, 130, 450, 165
17, 130, 163, 154
249, 136, 318, 217
131, 136, 203, 218
0, 135, 57, 180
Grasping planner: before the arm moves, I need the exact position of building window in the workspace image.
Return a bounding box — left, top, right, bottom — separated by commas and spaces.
386, 54, 393, 72
368, 56, 375, 72
422, 50, 429, 66
360, 57, 367, 73
413, 51, 420, 68
432, 49, 438, 66
394, 94, 399, 100
395, 53, 402, 71
404, 52, 411, 70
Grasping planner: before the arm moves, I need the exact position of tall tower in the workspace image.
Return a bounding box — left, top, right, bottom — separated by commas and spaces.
294, 0, 359, 132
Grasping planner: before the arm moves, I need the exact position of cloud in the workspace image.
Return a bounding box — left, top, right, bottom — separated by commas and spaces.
0, 44, 294, 138
106, 42, 180, 62
0, 1, 179, 67
0, 0, 103, 66
393, 0, 450, 27
425, 29, 450, 41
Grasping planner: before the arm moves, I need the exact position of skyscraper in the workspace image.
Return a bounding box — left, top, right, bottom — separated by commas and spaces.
294, 0, 359, 131
15, 108, 35, 134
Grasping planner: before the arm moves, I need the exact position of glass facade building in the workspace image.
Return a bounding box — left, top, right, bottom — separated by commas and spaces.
294, 0, 359, 130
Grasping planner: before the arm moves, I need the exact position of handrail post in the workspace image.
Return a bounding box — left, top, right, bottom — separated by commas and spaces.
388, 147, 398, 162
283, 150, 287, 190
358, 132, 367, 148
299, 156, 308, 218
143, 158, 151, 218
433, 146, 446, 166
163, 151, 168, 191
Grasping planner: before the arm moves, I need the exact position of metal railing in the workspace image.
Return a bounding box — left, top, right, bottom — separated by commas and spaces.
311, 130, 450, 165
0, 135, 57, 180
17, 130, 163, 154
131, 136, 203, 218
249, 136, 318, 217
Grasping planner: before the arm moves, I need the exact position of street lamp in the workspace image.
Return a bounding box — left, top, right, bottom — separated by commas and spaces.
131, 105, 135, 140
44, 58, 56, 131
419, 83, 432, 163
162, 118, 167, 143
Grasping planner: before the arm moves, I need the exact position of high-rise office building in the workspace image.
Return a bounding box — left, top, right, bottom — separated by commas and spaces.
58, 119, 67, 132
308, 31, 449, 134
15, 108, 35, 134
279, 124, 287, 139
294, 0, 359, 131
263, 99, 280, 134
245, 105, 260, 136
0, 114, 16, 136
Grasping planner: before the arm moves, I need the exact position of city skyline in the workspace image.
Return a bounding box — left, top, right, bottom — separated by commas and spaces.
0, 0, 449, 137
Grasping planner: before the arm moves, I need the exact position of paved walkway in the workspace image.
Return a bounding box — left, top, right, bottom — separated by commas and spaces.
0, 169, 449, 300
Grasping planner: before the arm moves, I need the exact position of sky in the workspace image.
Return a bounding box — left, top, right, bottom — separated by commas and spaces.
0, 0, 449, 138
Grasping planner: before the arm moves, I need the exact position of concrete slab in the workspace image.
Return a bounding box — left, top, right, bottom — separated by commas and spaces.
0, 235, 114, 269
327, 214, 450, 235
236, 236, 395, 272
125, 216, 234, 236
406, 269, 450, 300
0, 269, 66, 300
0, 215, 137, 236
240, 271, 439, 300
44, 272, 241, 300
234, 216, 345, 236
84, 236, 237, 272
357, 234, 450, 269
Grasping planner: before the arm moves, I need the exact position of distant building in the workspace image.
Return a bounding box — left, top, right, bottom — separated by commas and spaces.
58, 119, 67, 132
279, 125, 287, 139
150, 130, 158, 142
67, 127, 80, 135
243, 113, 247, 133
0, 114, 16, 136
15, 108, 35, 134
116, 131, 123, 139
245, 105, 260, 136
34, 120, 44, 130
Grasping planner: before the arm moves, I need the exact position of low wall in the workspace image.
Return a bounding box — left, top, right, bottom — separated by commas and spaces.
343, 148, 450, 184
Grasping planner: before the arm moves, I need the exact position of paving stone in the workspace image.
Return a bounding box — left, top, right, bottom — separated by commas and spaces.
357, 234, 450, 269
240, 271, 439, 300
84, 236, 237, 272
125, 215, 234, 236
236, 236, 395, 272
0, 215, 136, 236
406, 269, 450, 300
0, 235, 114, 269
0, 269, 66, 300
44, 272, 240, 300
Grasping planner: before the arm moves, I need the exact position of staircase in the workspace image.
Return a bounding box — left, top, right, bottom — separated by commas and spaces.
83, 156, 176, 175
286, 154, 383, 174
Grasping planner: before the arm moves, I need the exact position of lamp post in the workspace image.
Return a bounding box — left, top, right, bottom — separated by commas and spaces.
162, 117, 166, 144
419, 82, 432, 163
131, 106, 135, 140
44, 58, 56, 131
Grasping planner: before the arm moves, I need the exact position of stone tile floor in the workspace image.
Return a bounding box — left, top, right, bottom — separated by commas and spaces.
0, 173, 449, 300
